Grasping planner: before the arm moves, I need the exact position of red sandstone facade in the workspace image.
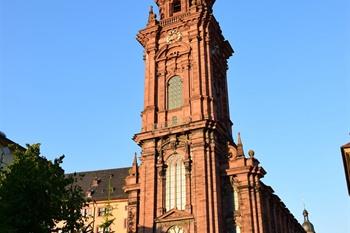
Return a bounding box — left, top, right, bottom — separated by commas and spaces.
124, 1, 305, 233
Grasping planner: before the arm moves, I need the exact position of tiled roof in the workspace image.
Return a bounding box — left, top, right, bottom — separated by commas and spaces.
70, 167, 130, 201
341, 142, 350, 149
0, 133, 25, 151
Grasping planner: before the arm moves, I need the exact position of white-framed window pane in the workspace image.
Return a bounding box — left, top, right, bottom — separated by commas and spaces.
165, 154, 186, 211
170, 159, 176, 209
98, 226, 110, 233
181, 163, 186, 210
98, 207, 105, 216
176, 161, 181, 209
166, 162, 171, 210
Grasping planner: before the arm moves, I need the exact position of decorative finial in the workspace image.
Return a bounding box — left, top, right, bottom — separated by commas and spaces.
147, 5, 157, 25
133, 152, 138, 165
237, 132, 242, 145
303, 209, 309, 220
248, 149, 255, 158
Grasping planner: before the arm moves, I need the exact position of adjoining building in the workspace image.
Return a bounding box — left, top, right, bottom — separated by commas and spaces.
0, 131, 24, 169
341, 142, 350, 195
64, 168, 130, 233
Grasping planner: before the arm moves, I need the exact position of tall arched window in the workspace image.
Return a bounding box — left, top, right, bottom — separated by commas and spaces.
167, 226, 184, 233
165, 154, 186, 210
167, 76, 183, 110
233, 187, 239, 211
235, 225, 241, 233
173, 0, 181, 13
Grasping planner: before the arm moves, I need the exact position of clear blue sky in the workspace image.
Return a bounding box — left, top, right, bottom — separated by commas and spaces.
1, 0, 349, 232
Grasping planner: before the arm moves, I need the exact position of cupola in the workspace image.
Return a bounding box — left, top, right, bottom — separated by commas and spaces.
155, 0, 215, 19
302, 209, 316, 233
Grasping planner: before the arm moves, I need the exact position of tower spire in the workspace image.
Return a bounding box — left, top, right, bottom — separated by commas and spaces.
147, 5, 157, 25
237, 132, 244, 157
237, 132, 243, 145
129, 152, 138, 176
133, 152, 138, 166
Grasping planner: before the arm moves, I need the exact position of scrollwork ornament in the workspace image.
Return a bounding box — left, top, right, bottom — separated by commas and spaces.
127, 208, 137, 233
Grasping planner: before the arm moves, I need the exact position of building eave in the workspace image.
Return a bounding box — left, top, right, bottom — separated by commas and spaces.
341, 142, 350, 196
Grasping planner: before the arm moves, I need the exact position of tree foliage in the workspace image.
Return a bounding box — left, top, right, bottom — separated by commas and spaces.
0, 144, 87, 233
100, 175, 115, 233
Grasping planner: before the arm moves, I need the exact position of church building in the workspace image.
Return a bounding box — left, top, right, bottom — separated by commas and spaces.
123, 1, 310, 233
69, 1, 316, 233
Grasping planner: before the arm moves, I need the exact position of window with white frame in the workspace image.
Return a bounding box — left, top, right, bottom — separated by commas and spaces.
81, 207, 92, 217
97, 226, 110, 233
98, 206, 112, 217
98, 207, 105, 216
165, 154, 186, 211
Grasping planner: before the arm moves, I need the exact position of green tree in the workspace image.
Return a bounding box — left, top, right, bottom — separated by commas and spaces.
0, 144, 87, 233
99, 175, 115, 233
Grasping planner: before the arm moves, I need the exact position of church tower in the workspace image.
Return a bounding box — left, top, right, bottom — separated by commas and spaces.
124, 1, 306, 233
125, 1, 234, 233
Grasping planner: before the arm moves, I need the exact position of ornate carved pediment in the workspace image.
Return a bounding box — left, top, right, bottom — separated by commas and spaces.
156, 42, 191, 61
160, 135, 190, 150
155, 209, 194, 223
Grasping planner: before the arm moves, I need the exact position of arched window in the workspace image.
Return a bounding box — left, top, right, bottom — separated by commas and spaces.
235, 225, 241, 233
233, 187, 239, 211
167, 76, 183, 110
165, 154, 186, 210
167, 226, 184, 233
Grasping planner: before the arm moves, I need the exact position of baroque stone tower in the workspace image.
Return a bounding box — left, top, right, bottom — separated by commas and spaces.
124, 1, 306, 233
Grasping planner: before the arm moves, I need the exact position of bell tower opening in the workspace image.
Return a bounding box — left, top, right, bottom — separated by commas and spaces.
172, 0, 181, 13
